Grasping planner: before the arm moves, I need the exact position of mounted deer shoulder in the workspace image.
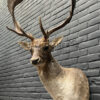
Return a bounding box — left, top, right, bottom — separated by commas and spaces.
7, 0, 89, 100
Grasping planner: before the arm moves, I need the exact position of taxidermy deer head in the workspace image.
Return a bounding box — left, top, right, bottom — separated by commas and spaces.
7, 1, 90, 100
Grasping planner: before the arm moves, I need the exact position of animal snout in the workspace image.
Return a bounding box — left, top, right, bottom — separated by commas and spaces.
31, 58, 40, 65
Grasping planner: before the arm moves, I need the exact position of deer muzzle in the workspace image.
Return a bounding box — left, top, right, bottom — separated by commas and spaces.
30, 57, 41, 65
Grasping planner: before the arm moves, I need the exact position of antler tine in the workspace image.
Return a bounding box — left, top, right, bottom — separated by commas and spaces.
47, 0, 76, 36
7, 0, 34, 41
39, 17, 48, 39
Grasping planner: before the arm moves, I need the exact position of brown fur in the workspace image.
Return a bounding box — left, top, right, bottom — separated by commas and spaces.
19, 37, 90, 100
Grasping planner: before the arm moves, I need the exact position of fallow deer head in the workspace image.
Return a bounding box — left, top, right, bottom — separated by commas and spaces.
7, 0, 76, 66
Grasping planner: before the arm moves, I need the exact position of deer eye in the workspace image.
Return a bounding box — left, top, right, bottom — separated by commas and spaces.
43, 46, 49, 51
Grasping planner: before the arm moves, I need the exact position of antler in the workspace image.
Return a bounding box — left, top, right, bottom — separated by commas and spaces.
7, 0, 34, 41
39, 0, 76, 39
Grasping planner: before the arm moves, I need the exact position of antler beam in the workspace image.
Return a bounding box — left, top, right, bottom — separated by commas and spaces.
7, 0, 34, 41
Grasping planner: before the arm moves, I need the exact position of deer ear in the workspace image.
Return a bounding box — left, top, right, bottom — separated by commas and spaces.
18, 41, 31, 50
50, 36, 63, 47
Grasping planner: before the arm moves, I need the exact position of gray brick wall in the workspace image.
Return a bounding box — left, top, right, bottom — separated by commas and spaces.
0, 0, 100, 100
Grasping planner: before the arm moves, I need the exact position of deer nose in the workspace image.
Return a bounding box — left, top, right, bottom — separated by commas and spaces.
31, 58, 40, 65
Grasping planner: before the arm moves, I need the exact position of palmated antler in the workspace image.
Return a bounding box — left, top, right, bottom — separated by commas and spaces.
39, 0, 76, 39
7, 0, 34, 41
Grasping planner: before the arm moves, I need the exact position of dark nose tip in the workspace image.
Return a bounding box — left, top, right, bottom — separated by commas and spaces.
32, 59, 39, 65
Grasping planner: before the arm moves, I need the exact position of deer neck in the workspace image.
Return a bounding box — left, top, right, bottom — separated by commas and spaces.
37, 54, 63, 80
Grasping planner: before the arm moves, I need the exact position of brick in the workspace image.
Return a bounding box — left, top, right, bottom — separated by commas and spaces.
84, 69, 100, 77
88, 30, 100, 40
78, 0, 98, 12
54, 4, 65, 15
57, 8, 69, 18
70, 51, 80, 58
89, 61, 100, 69
77, 0, 87, 7
88, 45, 100, 54
88, 3, 100, 13
78, 53, 100, 63
79, 48, 88, 56
79, 24, 99, 36
67, 32, 78, 40
70, 35, 88, 45
79, 10, 99, 24
73, 8, 88, 20
88, 16, 100, 26
78, 55, 88, 63
79, 39, 99, 49
60, 30, 70, 37
61, 47, 70, 54
70, 22, 88, 34
69, 45, 78, 52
